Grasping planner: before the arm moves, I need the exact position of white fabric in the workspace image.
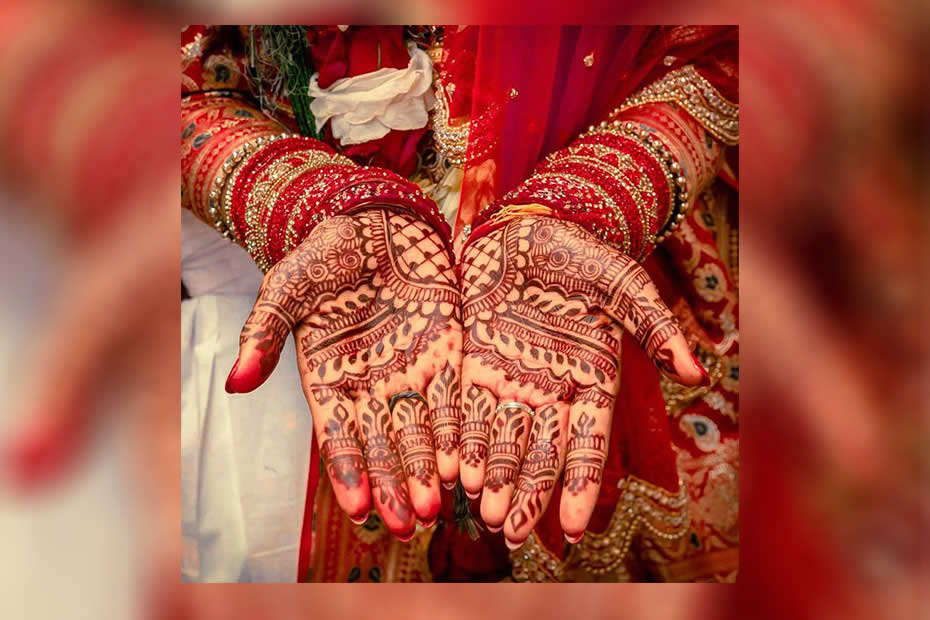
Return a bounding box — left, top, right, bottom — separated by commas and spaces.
181, 209, 262, 297
181, 213, 312, 582
308, 42, 435, 146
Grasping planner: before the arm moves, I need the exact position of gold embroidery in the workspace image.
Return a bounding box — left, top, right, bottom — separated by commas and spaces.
619, 65, 739, 145
509, 476, 689, 581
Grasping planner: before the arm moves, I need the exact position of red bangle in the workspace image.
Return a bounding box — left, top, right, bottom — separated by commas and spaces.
468, 120, 681, 260
224, 135, 451, 271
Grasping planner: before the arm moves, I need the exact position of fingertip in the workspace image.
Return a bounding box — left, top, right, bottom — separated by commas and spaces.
396, 528, 417, 543
691, 353, 712, 387
564, 531, 584, 544
505, 537, 524, 551
460, 466, 485, 498
223, 359, 240, 393
340, 486, 372, 523
412, 493, 442, 525
224, 356, 271, 394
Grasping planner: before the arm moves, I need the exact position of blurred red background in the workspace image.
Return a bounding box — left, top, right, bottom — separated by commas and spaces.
0, 1, 925, 619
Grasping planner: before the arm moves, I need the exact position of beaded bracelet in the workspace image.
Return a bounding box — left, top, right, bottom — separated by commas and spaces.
469, 118, 681, 260
185, 96, 452, 272
221, 135, 452, 272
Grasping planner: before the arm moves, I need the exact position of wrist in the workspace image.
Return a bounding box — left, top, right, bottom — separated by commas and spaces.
221, 136, 451, 271
470, 123, 680, 259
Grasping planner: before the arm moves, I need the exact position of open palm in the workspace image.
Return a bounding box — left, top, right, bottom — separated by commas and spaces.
225, 208, 462, 540
459, 216, 706, 547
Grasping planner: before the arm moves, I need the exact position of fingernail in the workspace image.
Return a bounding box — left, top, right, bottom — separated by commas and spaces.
486, 523, 502, 534
442, 480, 456, 490
224, 359, 241, 393
397, 529, 416, 543
420, 517, 438, 528
564, 532, 584, 544
465, 489, 480, 500
505, 538, 524, 551
349, 511, 369, 525
691, 353, 711, 387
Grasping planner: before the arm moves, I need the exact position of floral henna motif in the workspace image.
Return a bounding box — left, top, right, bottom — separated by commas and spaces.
563, 411, 607, 495
392, 397, 437, 487
484, 407, 531, 493
462, 218, 624, 404
508, 404, 562, 531
283, 210, 458, 395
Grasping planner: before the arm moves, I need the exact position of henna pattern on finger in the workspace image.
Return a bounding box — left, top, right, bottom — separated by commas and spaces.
564, 412, 607, 495
359, 399, 412, 524
428, 362, 461, 456
318, 397, 366, 490
508, 404, 562, 531
602, 256, 682, 374
393, 398, 437, 486
484, 407, 531, 492
461, 386, 494, 468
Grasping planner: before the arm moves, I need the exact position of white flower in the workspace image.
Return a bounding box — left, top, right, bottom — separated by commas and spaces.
308, 42, 435, 146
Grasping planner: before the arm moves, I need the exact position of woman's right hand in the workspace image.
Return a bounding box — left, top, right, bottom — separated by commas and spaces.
225, 207, 462, 540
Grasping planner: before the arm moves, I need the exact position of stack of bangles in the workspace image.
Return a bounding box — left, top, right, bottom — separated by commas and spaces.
466, 118, 692, 261
184, 95, 452, 273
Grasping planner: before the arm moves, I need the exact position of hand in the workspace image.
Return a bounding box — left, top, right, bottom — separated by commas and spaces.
225, 208, 462, 539
459, 215, 708, 547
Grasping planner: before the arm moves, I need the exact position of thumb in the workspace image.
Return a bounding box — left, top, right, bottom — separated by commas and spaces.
225, 271, 300, 394
604, 257, 710, 387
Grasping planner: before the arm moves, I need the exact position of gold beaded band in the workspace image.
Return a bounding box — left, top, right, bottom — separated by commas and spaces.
616, 65, 739, 146
210, 130, 291, 240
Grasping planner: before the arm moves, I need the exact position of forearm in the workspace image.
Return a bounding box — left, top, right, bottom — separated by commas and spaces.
469, 65, 738, 259
181, 93, 450, 271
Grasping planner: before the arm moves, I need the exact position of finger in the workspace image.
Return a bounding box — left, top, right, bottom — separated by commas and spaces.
480, 402, 532, 532
603, 257, 709, 387
560, 392, 613, 542
355, 391, 417, 539
391, 394, 441, 525
426, 360, 462, 488
504, 402, 570, 546
459, 375, 497, 499
302, 386, 370, 524
225, 264, 303, 393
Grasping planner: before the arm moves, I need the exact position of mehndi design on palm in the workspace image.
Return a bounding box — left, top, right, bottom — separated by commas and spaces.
459, 215, 707, 547
225, 208, 462, 539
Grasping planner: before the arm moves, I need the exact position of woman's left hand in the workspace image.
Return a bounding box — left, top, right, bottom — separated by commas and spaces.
459, 215, 708, 548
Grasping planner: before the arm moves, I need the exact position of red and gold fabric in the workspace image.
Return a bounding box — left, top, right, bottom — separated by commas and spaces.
179, 24, 739, 583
